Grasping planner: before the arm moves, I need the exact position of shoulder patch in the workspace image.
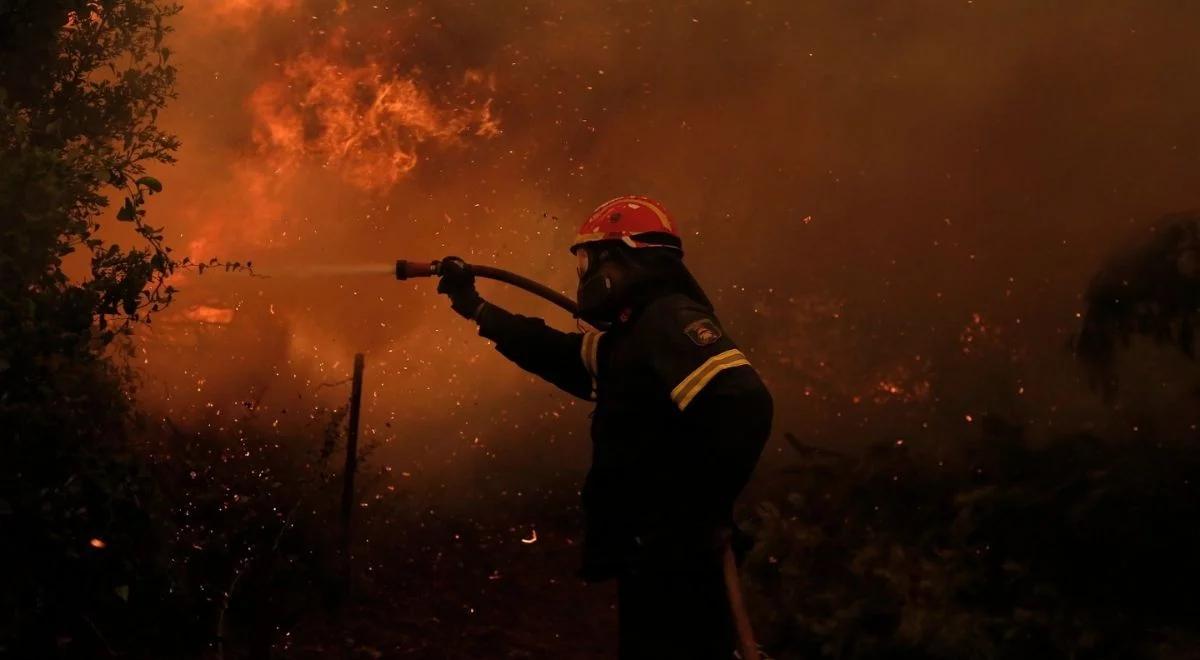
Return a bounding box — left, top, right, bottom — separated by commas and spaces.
683, 318, 722, 346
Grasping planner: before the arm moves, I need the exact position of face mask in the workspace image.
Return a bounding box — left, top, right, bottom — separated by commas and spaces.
575, 244, 630, 327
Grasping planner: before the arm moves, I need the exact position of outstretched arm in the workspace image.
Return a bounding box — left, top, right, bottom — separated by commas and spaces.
477, 303, 598, 400
437, 256, 596, 400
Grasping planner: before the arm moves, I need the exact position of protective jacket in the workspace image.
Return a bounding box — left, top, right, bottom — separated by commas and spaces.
475, 290, 772, 581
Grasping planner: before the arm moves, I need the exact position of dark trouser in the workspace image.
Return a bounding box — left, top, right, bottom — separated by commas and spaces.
616, 560, 735, 660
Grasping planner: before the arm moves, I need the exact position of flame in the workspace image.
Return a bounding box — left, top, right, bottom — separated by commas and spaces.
208, 0, 297, 25
184, 305, 236, 324
165, 23, 501, 290
248, 53, 500, 191
138, 2, 513, 428
870, 361, 933, 404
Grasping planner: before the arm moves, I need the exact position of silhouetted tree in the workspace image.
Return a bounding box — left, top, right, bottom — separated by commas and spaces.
1075, 212, 1200, 398
0, 2, 187, 655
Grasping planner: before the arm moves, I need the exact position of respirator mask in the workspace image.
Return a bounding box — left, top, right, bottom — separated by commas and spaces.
574, 242, 645, 328
574, 241, 691, 328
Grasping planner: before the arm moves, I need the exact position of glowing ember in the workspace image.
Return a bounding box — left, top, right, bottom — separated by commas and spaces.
521, 529, 538, 544
89, 538, 107, 549
878, 380, 904, 396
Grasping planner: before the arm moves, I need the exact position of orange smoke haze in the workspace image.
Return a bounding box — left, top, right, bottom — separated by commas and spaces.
135, 1, 1200, 484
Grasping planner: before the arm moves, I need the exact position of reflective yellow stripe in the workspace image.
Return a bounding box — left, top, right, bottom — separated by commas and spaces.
670, 349, 742, 400
580, 331, 603, 399
581, 331, 603, 375
670, 349, 751, 411
674, 355, 750, 410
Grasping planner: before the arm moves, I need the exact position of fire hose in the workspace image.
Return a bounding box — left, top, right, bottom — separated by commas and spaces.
395, 259, 578, 316
395, 257, 761, 659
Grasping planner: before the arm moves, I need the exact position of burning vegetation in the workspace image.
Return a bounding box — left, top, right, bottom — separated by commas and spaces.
248, 52, 499, 190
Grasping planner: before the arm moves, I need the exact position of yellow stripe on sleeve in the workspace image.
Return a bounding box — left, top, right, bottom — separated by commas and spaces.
580, 332, 593, 373
670, 349, 751, 411
580, 331, 603, 399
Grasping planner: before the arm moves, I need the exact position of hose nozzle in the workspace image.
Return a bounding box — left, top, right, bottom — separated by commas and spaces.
395, 259, 439, 280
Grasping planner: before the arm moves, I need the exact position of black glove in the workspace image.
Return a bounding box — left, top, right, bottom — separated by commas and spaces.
437, 256, 484, 320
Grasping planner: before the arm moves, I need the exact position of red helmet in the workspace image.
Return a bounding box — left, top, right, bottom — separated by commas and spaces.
570, 195, 682, 253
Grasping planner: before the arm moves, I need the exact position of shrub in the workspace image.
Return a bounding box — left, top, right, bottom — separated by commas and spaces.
744, 424, 1200, 659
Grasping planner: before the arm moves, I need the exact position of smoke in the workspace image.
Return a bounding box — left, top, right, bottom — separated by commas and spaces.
138, 1, 1200, 478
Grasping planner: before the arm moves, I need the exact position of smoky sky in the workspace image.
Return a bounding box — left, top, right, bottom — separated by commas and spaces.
136, 0, 1200, 479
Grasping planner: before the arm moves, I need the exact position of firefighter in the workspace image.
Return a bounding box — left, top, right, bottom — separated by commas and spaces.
436, 195, 773, 659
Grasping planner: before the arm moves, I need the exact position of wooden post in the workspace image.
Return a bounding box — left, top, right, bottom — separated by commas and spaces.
723, 544, 761, 660
340, 353, 365, 593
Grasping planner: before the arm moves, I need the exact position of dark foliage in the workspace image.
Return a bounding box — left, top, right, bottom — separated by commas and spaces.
1076, 212, 1200, 398
144, 409, 350, 658
744, 425, 1200, 659
0, 1, 186, 655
